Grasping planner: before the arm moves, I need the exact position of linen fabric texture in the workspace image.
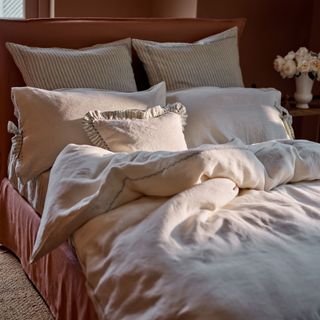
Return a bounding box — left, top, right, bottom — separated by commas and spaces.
82, 103, 188, 152
30, 140, 320, 320
32, 139, 320, 262
11, 82, 166, 182
166, 87, 293, 148
6, 38, 137, 92
133, 27, 243, 91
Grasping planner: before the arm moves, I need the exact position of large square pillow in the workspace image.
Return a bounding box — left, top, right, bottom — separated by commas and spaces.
166, 87, 293, 148
6, 38, 137, 92
133, 27, 243, 91
12, 82, 166, 182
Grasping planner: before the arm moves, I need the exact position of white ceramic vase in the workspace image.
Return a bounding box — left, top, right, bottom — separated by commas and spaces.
294, 72, 314, 109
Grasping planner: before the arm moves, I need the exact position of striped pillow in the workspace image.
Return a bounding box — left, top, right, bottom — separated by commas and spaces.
6, 38, 137, 92
133, 27, 243, 91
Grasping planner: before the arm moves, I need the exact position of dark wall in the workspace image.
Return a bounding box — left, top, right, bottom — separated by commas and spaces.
151, 0, 197, 17
54, 0, 197, 18
196, 0, 314, 96
310, 0, 320, 95
54, 0, 152, 18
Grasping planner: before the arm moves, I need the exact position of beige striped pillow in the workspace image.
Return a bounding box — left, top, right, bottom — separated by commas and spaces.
6, 38, 137, 92
133, 27, 243, 91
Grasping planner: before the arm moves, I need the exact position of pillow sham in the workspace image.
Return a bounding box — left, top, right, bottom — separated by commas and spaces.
12, 82, 166, 182
6, 38, 137, 92
166, 87, 293, 148
82, 104, 187, 152
133, 27, 243, 91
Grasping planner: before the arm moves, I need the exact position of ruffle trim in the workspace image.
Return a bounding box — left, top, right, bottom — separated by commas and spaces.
82, 103, 187, 149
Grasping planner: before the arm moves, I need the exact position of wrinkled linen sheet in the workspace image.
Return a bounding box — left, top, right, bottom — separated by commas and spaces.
33, 139, 320, 320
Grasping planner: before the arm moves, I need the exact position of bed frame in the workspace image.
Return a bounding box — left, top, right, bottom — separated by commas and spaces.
0, 17, 245, 319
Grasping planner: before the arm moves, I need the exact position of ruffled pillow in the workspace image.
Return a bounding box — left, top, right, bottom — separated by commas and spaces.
82, 103, 188, 152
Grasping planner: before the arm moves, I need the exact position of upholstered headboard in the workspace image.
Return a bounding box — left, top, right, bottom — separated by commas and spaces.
0, 17, 246, 180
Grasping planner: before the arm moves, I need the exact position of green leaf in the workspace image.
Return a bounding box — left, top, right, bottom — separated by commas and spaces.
308, 71, 316, 80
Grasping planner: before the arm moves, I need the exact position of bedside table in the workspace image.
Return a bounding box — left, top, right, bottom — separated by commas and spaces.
284, 98, 320, 142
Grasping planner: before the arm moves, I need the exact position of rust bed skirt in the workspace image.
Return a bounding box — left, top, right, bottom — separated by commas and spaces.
0, 178, 98, 320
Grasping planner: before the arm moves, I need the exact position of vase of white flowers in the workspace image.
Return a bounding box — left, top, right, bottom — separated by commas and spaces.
274, 47, 320, 109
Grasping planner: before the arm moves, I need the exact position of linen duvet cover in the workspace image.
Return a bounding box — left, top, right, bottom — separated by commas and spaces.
31, 138, 320, 320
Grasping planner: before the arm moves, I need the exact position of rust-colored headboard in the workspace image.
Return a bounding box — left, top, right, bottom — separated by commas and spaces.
0, 17, 246, 180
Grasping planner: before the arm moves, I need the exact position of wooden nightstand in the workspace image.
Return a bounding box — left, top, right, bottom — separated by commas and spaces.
283, 97, 320, 142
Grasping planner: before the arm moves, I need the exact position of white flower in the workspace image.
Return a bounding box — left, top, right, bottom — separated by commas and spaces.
295, 54, 304, 65
280, 71, 287, 79
310, 57, 320, 72
274, 47, 320, 81
284, 51, 295, 60
273, 56, 285, 72
297, 60, 310, 73
282, 59, 297, 78
296, 47, 309, 57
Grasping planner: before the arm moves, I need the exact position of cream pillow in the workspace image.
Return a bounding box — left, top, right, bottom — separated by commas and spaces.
6, 38, 137, 92
166, 87, 294, 148
82, 104, 187, 152
133, 27, 243, 91
12, 82, 166, 182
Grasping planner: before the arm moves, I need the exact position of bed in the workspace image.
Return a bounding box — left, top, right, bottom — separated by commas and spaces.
0, 17, 245, 320
1, 17, 320, 320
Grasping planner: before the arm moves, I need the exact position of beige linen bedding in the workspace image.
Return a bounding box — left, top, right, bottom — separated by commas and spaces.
8, 150, 49, 214
32, 139, 320, 319
11, 82, 166, 182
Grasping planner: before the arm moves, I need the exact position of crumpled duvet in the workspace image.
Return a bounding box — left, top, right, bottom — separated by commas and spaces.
32, 139, 320, 320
